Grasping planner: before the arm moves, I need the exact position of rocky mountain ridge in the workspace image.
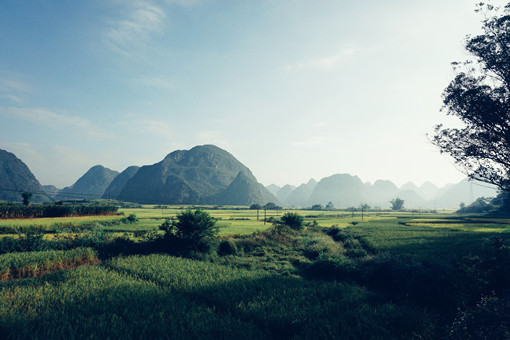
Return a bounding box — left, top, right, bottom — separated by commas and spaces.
0, 149, 50, 203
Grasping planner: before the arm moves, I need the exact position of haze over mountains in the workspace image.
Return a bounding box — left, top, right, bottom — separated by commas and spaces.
0, 145, 499, 208
269, 174, 498, 209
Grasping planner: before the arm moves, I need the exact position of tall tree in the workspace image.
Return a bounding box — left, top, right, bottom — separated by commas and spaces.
390, 197, 405, 211
21, 192, 32, 206
433, 2, 510, 190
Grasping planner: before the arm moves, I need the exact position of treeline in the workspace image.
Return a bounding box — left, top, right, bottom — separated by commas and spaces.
0, 203, 118, 219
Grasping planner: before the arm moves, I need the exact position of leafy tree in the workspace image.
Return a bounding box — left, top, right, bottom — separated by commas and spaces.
264, 202, 278, 210
126, 214, 138, 223
457, 197, 495, 213
279, 212, 304, 231
250, 203, 262, 210
21, 192, 32, 206
311, 204, 323, 210
160, 209, 218, 252
326, 201, 335, 210
360, 203, 371, 211
390, 197, 405, 211
432, 3, 510, 190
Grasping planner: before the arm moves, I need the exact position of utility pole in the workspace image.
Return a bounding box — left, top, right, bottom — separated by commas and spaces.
469, 181, 474, 205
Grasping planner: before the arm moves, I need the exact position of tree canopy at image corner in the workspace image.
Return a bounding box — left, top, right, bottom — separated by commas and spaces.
433, 2, 510, 190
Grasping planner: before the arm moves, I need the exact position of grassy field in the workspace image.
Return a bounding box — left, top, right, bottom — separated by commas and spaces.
0, 206, 508, 338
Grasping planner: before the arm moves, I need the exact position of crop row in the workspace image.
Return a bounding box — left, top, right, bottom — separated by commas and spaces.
0, 247, 98, 281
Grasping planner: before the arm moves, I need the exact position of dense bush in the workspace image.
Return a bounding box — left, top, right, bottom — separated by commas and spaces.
121, 214, 138, 223
457, 197, 496, 214
160, 209, 218, 253
279, 212, 304, 231
218, 239, 237, 256
449, 295, 510, 339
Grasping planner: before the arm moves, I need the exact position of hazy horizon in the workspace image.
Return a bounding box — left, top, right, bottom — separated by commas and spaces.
2, 1, 505, 188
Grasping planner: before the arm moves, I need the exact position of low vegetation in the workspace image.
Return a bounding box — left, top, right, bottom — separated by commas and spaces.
0, 247, 98, 281
0, 207, 508, 338
0, 202, 118, 219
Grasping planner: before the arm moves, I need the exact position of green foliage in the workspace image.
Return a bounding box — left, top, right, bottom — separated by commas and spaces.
21, 192, 32, 206
0, 247, 98, 281
1, 208, 510, 338
457, 197, 496, 213
390, 197, 405, 211
449, 295, 510, 339
311, 204, 323, 210
249, 204, 261, 210
432, 3, 510, 189
218, 239, 237, 256
0, 203, 118, 219
263, 202, 279, 210
0, 264, 265, 339
360, 203, 370, 211
160, 209, 218, 253
123, 214, 138, 223
279, 212, 304, 231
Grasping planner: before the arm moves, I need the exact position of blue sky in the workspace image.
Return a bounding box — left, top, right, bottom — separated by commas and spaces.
0, 0, 503, 188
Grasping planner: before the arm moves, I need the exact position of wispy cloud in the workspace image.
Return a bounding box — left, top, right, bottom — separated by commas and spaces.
1, 94, 23, 104
140, 77, 174, 90
163, 0, 204, 6
118, 116, 174, 139
104, 1, 167, 55
292, 135, 340, 148
0, 106, 114, 138
0, 78, 31, 104
285, 48, 356, 72
0, 78, 31, 93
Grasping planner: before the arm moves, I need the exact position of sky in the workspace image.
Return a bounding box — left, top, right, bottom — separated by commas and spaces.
0, 0, 505, 189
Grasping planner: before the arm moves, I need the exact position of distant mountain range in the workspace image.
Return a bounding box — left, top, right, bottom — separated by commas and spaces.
0, 146, 500, 208
268, 174, 498, 209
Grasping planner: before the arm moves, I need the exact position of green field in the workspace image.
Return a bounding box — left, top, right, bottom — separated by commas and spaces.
0, 206, 509, 339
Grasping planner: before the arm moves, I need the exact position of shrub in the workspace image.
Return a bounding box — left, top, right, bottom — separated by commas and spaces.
126, 214, 138, 223
218, 239, 237, 256
302, 257, 357, 281
279, 212, 304, 231
160, 209, 218, 253
449, 295, 510, 339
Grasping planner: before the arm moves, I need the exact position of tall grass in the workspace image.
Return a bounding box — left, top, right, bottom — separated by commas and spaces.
0, 248, 98, 281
